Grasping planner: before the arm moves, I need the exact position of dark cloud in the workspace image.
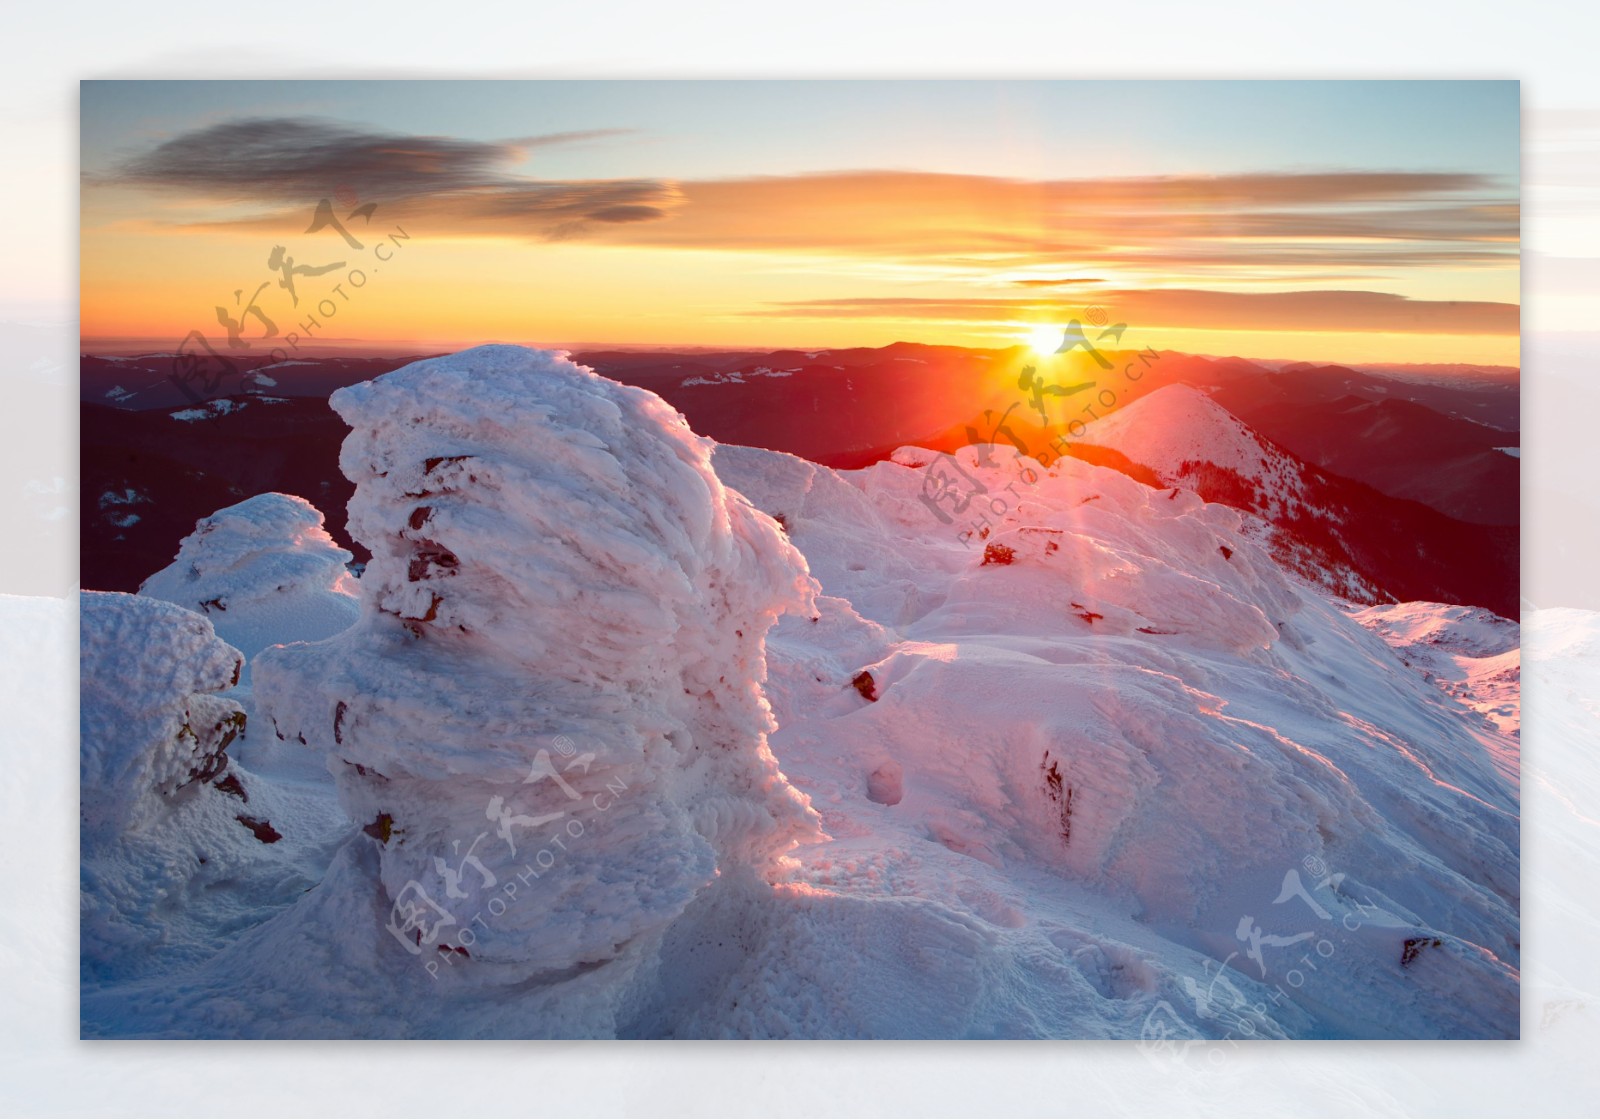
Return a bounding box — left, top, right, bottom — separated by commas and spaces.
106, 117, 634, 201
101, 116, 678, 240
584, 204, 669, 224
1215, 205, 1518, 243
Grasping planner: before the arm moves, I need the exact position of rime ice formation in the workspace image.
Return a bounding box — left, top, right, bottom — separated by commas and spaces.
254, 345, 819, 987
139, 492, 359, 663
80, 591, 245, 843
81, 592, 349, 992
80, 592, 249, 978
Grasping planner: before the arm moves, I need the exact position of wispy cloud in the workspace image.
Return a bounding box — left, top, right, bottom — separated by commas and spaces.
95, 121, 1516, 276
581, 170, 1517, 276
748, 289, 1519, 335
1013, 278, 1106, 287
91, 117, 1520, 345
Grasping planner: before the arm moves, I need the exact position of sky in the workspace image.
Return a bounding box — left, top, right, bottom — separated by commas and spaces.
79, 80, 1521, 364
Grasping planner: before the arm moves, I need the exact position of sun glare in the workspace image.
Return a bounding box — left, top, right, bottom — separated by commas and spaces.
1024, 325, 1063, 356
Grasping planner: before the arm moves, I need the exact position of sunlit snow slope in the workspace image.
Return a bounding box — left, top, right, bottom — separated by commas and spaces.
1081, 383, 1310, 516
79, 347, 1520, 1039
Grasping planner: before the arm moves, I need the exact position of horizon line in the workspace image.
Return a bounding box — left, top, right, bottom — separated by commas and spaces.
76, 335, 1523, 375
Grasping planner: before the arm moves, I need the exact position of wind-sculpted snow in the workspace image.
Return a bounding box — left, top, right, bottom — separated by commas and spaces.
252, 345, 819, 993
139, 492, 359, 665
80, 350, 1521, 1040
80, 591, 245, 843
79, 592, 302, 984
1354, 601, 1521, 752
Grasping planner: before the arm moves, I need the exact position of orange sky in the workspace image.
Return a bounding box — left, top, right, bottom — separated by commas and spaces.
80, 82, 1520, 367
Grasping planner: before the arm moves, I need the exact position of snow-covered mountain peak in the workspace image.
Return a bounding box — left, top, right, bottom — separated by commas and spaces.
1084, 382, 1308, 510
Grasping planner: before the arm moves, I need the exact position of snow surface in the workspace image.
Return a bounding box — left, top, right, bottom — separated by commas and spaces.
99, 487, 145, 507
139, 492, 360, 669
170, 398, 247, 422
99, 486, 147, 528
681, 366, 799, 387
1353, 602, 1521, 754
1076, 382, 1388, 604
78, 346, 1522, 1040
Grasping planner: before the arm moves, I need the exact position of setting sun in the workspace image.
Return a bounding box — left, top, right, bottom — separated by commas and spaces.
1024, 325, 1064, 356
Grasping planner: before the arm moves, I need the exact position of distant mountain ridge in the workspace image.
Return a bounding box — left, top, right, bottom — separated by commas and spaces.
1077, 384, 1518, 616
80, 342, 1518, 617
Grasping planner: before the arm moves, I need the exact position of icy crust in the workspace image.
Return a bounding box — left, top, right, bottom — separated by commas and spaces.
139, 492, 359, 663
254, 345, 820, 983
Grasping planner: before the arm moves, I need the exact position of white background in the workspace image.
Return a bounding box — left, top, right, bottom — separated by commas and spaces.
4, 2, 1598, 1115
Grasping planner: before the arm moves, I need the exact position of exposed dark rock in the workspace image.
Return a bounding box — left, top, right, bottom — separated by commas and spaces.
1401, 936, 1443, 968
236, 814, 282, 844
363, 812, 395, 844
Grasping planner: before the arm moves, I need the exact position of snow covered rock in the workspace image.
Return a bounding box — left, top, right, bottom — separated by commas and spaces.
139, 492, 359, 665
78, 364, 1523, 1040
254, 345, 820, 989
79, 591, 307, 983
80, 591, 245, 843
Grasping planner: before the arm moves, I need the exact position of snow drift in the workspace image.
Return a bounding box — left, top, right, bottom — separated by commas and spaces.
138, 492, 359, 665
252, 345, 819, 991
